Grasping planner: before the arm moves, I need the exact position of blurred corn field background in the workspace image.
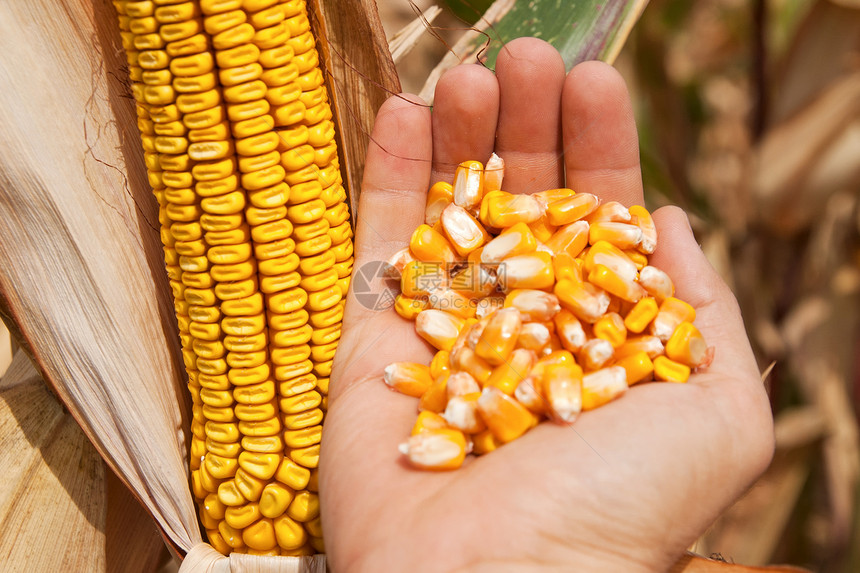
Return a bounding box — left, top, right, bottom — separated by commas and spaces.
1, 0, 858, 571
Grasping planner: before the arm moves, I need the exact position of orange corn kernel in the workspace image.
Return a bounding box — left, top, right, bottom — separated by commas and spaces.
514, 378, 545, 414
578, 338, 614, 371
425, 181, 454, 226
394, 294, 428, 321
477, 386, 536, 443
542, 362, 583, 423
581, 366, 627, 410
585, 201, 631, 224
623, 297, 658, 334
412, 411, 450, 435
441, 203, 490, 256
479, 191, 543, 228
588, 221, 644, 250
410, 224, 458, 264
498, 251, 555, 291
665, 321, 709, 367
554, 309, 587, 352
450, 263, 497, 298
615, 335, 664, 360
483, 153, 505, 192
545, 192, 599, 226
427, 288, 477, 319
475, 295, 505, 318
384, 247, 415, 279
471, 428, 501, 455
615, 351, 654, 385
415, 309, 466, 351
638, 266, 675, 302
592, 312, 627, 348
481, 222, 537, 263
400, 260, 448, 298
554, 278, 611, 323
552, 252, 584, 282
653, 355, 691, 383
383, 362, 433, 397
651, 297, 696, 341
474, 308, 522, 366
544, 220, 589, 258
429, 350, 450, 379
527, 215, 558, 243
399, 428, 468, 470
418, 374, 448, 413
446, 370, 481, 398
517, 322, 551, 351
443, 392, 486, 433
534, 188, 575, 205
484, 348, 537, 395
452, 160, 484, 209
450, 347, 493, 385
628, 205, 657, 254
505, 289, 561, 322
587, 264, 645, 303
583, 240, 638, 282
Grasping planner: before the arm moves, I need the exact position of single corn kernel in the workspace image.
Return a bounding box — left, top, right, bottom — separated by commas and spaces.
638, 266, 675, 302
545, 192, 599, 226
587, 264, 645, 303
585, 201, 631, 224
481, 222, 537, 263
383, 362, 434, 397
410, 224, 458, 264
442, 393, 486, 433
399, 428, 468, 470
415, 310, 465, 352
419, 373, 449, 413
411, 411, 449, 435
628, 205, 657, 254
477, 386, 536, 443
452, 160, 484, 209
504, 290, 562, 322
583, 240, 638, 282
517, 322, 551, 351
615, 335, 664, 360
484, 348, 537, 395
394, 294, 429, 321
471, 429, 501, 454
541, 362, 584, 423
474, 308, 522, 366
554, 309, 587, 352
429, 350, 450, 379
479, 192, 543, 228
440, 203, 490, 256
450, 347, 493, 385
425, 181, 454, 226
483, 153, 505, 192
588, 222, 643, 250
498, 251, 555, 291
665, 321, 710, 367
581, 366, 627, 410
653, 355, 691, 383
578, 338, 614, 371
592, 312, 627, 348
446, 370, 481, 398
554, 278, 611, 323
544, 220, 589, 258
615, 351, 654, 385
623, 297, 659, 334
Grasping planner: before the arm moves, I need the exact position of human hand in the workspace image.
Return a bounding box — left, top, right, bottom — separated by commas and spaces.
320, 38, 774, 572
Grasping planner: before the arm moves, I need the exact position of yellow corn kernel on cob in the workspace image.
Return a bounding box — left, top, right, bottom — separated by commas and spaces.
112, 0, 352, 554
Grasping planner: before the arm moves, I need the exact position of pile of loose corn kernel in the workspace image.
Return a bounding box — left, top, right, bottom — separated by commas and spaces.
383, 155, 712, 470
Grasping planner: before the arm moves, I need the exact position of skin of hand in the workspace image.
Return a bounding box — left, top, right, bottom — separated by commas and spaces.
319, 38, 775, 572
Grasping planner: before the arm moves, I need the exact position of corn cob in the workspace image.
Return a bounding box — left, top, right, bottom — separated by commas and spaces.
112, 0, 352, 555
388, 156, 713, 471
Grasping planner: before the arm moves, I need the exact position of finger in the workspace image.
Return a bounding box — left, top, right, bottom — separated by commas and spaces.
562, 61, 643, 206
431, 64, 499, 184
649, 206, 759, 381
494, 37, 566, 193
355, 93, 432, 265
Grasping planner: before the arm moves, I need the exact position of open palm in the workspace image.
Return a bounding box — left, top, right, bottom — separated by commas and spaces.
320, 38, 774, 572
